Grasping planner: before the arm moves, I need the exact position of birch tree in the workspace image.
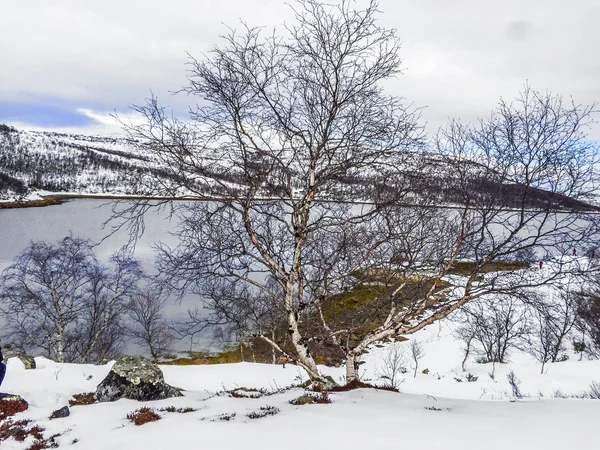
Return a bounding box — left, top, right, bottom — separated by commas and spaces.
0, 237, 143, 363
117, 1, 599, 386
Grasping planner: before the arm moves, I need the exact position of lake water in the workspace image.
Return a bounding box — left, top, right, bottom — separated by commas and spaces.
0, 198, 218, 352
2, 198, 598, 357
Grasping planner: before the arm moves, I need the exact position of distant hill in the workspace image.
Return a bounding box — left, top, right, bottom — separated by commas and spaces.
0, 123, 596, 212
0, 124, 158, 200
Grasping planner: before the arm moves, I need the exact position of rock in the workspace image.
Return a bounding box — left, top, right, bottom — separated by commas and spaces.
95, 356, 182, 403
49, 406, 70, 419
2, 353, 36, 369
0, 393, 29, 420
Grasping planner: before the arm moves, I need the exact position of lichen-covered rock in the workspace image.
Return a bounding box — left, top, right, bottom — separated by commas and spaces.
95, 356, 182, 402
3, 353, 36, 369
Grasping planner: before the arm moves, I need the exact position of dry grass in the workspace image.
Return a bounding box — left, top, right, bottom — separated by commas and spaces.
447, 260, 531, 275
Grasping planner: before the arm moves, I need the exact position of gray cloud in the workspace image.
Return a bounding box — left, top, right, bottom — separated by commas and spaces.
0, 0, 599, 138
506, 20, 535, 42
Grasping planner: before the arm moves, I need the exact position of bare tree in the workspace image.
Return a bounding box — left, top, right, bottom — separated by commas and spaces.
576, 289, 600, 358
456, 297, 531, 366
374, 341, 407, 388
0, 237, 142, 363
116, 0, 599, 386
410, 339, 425, 378
127, 289, 173, 360
529, 287, 579, 373
506, 370, 523, 399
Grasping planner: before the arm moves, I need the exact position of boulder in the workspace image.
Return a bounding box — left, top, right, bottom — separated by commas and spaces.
2, 353, 36, 369
95, 356, 182, 403
49, 406, 70, 419
0, 393, 29, 420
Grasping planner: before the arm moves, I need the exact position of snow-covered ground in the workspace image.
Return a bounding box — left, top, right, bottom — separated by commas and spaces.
2, 312, 599, 450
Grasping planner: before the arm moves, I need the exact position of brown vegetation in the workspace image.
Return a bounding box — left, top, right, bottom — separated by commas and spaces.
0, 397, 29, 420
0, 419, 59, 450
126, 407, 161, 426
69, 392, 96, 406
328, 379, 399, 393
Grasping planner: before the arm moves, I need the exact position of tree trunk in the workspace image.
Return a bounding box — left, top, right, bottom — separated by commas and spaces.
283, 283, 335, 388
271, 330, 276, 365
345, 354, 358, 383
56, 332, 65, 363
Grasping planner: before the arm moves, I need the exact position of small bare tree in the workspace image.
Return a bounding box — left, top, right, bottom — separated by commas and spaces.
576, 276, 600, 358
456, 297, 531, 366
375, 342, 407, 388
529, 287, 579, 373
506, 370, 523, 399
127, 289, 173, 360
410, 339, 425, 378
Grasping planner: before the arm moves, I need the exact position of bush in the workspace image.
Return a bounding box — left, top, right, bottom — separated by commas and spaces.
69, 392, 96, 406
247, 405, 280, 419
581, 381, 600, 400
290, 392, 332, 405
127, 407, 161, 426
0, 418, 59, 449
0, 397, 29, 420
219, 412, 236, 421
466, 373, 478, 382
328, 379, 398, 393
507, 371, 523, 399
229, 387, 266, 398
158, 406, 196, 413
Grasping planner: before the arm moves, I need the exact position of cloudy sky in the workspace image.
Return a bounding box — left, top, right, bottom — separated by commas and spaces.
1, 0, 599, 137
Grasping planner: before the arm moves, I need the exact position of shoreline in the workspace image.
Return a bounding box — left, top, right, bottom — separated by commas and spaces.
1, 192, 599, 214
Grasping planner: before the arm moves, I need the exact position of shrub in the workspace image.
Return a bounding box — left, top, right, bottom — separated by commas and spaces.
290, 392, 332, 405
219, 412, 236, 421
424, 406, 443, 411
229, 387, 266, 399
127, 407, 161, 426
0, 397, 29, 420
247, 405, 280, 419
69, 392, 96, 406
581, 381, 600, 400
507, 371, 523, 399
0, 419, 59, 449
466, 373, 478, 382
328, 379, 398, 393
159, 406, 197, 413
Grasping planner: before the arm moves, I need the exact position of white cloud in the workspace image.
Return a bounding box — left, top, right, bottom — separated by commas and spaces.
1, 0, 599, 137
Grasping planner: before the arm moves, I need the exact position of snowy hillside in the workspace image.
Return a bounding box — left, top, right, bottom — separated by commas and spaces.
2, 307, 599, 450
0, 124, 157, 200
2, 124, 597, 212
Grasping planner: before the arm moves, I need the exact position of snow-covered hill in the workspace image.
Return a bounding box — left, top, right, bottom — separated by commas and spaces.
0, 124, 154, 200
2, 124, 597, 212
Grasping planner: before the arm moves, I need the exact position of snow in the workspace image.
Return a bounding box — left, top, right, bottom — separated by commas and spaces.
2, 312, 600, 450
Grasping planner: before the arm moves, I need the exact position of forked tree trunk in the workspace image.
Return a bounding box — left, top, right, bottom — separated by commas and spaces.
285, 290, 336, 389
